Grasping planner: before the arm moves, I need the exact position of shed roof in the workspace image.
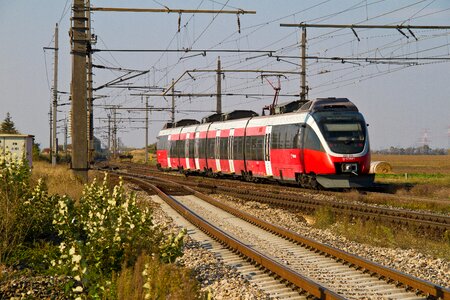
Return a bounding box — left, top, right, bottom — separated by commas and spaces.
0, 134, 34, 138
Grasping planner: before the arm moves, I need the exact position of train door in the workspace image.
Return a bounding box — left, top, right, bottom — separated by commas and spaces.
194, 131, 200, 170
298, 124, 306, 174
185, 133, 190, 170
228, 129, 235, 173
215, 130, 221, 172
167, 135, 172, 169
264, 125, 273, 176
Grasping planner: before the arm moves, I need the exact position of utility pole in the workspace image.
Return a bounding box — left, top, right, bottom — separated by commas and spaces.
216, 57, 222, 114
171, 79, 175, 124
52, 23, 59, 166
86, 0, 95, 165
145, 96, 149, 164
280, 23, 450, 101
71, 0, 89, 182
112, 108, 117, 158
107, 114, 111, 156
64, 116, 68, 153
300, 27, 307, 101
49, 105, 52, 161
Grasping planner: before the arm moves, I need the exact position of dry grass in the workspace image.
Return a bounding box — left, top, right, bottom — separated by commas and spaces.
312, 211, 450, 261
372, 154, 450, 175
332, 219, 450, 261
120, 149, 156, 165
370, 155, 450, 200
31, 161, 97, 200
116, 254, 202, 300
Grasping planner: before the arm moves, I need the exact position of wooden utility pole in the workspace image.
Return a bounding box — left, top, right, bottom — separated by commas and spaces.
216, 57, 222, 114
171, 79, 175, 124
145, 96, 149, 164
52, 23, 59, 166
300, 27, 307, 101
71, 0, 88, 182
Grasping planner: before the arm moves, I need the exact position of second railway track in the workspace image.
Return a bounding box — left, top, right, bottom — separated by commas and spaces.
112, 163, 450, 236
110, 169, 450, 299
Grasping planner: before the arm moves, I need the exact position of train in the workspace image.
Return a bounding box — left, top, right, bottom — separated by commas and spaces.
156, 97, 374, 189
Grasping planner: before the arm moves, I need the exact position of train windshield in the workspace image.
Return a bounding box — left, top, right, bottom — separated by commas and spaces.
316, 113, 366, 154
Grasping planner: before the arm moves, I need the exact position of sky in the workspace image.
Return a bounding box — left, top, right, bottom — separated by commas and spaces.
0, 0, 449, 150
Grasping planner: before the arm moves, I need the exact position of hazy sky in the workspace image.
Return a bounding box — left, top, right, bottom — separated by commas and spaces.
1, 0, 449, 150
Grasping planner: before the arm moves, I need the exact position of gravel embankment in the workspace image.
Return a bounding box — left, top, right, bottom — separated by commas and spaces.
143, 189, 273, 300
212, 194, 450, 288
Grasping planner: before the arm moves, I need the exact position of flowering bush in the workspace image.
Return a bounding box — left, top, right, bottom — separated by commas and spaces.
159, 228, 187, 264
51, 174, 161, 298
0, 151, 189, 299
0, 152, 32, 263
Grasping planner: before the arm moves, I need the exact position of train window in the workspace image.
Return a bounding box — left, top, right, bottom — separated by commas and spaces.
284, 125, 300, 149
233, 136, 244, 160
304, 126, 324, 152
271, 124, 300, 149
169, 140, 177, 157
271, 126, 281, 149
189, 139, 195, 158
157, 135, 168, 150
245, 135, 264, 160
197, 138, 206, 158
207, 138, 215, 159
220, 138, 228, 160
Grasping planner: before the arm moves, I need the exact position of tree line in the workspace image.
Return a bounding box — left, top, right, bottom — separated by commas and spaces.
373, 145, 448, 155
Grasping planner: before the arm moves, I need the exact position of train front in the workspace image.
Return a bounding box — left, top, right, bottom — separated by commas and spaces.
306, 98, 374, 188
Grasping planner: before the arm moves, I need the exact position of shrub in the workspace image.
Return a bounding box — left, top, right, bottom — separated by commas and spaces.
0, 153, 191, 299
0, 153, 32, 263
50, 175, 170, 298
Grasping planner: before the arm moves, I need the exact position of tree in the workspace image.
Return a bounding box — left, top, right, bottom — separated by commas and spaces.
0, 112, 19, 134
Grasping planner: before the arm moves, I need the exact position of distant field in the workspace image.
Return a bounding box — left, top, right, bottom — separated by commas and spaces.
371, 155, 450, 199
372, 154, 450, 175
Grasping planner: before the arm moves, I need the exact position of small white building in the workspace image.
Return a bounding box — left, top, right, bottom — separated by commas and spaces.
0, 134, 34, 167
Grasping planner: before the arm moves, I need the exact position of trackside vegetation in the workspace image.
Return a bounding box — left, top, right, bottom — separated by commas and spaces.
0, 153, 201, 299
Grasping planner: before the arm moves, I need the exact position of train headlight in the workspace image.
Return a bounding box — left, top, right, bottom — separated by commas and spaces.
341, 163, 358, 174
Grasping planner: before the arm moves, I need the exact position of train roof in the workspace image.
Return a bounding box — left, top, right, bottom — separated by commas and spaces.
274, 100, 309, 114
222, 110, 258, 121
163, 119, 200, 129
299, 97, 358, 112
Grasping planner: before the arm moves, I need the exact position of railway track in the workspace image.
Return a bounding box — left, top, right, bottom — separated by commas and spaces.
110, 163, 450, 236
109, 169, 450, 299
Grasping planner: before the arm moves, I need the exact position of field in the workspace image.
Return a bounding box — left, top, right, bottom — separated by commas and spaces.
372, 154, 450, 175
370, 154, 450, 200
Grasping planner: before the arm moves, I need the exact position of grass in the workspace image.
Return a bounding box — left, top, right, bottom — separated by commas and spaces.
116, 254, 202, 300
367, 154, 450, 204
26, 160, 201, 299
31, 161, 87, 200
313, 209, 450, 260
127, 149, 157, 165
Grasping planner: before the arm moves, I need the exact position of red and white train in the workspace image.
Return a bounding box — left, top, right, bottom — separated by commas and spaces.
156, 98, 374, 188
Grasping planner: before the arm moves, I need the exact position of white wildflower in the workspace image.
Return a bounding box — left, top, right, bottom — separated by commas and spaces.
72, 254, 82, 264
72, 286, 83, 293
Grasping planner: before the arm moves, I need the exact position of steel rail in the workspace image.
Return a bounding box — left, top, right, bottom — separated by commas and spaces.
120, 174, 345, 300
111, 163, 450, 233
183, 184, 450, 299
213, 185, 450, 233
116, 170, 450, 299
